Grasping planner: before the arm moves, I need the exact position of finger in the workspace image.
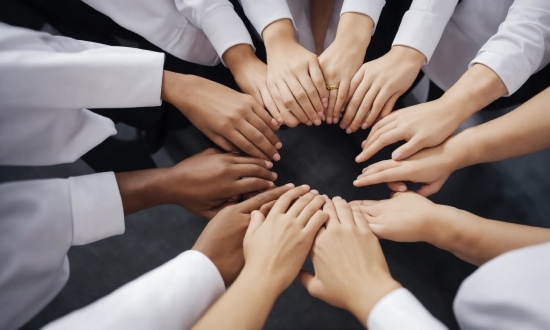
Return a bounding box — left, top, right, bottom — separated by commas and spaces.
392, 136, 425, 160
387, 181, 408, 192
361, 160, 400, 175
247, 111, 282, 152
348, 86, 379, 133
297, 74, 325, 122
233, 164, 276, 181
246, 210, 266, 237
354, 168, 405, 187
333, 80, 349, 125
322, 199, 338, 227
325, 88, 338, 124
288, 192, 318, 218
278, 82, 311, 124
237, 121, 280, 161
309, 60, 328, 113
304, 210, 329, 236
271, 184, 311, 214
234, 177, 274, 195
332, 197, 354, 226
360, 121, 397, 150
212, 135, 239, 153
257, 87, 284, 128
298, 270, 320, 297
341, 77, 370, 128
230, 155, 273, 169
351, 205, 370, 232
349, 200, 378, 206
297, 195, 327, 226
287, 78, 320, 124
356, 128, 404, 163
258, 200, 277, 216
417, 178, 446, 197
201, 201, 236, 220
379, 93, 399, 119
363, 89, 393, 129
267, 82, 293, 126
238, 183, 295, 213
361, 112, 399, 148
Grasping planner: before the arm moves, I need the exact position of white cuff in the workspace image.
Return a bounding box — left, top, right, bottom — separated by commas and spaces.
200, 5, 255, 66
392, 0, 458, 63
368, 288, 447, 330
240, 0, 295, 37
340, 0, 385, 34
69, 172, 125, 245
470, 47, 530, 97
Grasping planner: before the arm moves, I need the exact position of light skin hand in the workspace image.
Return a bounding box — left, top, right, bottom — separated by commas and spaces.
263, 19, 327, 127
299, 198, 401, 324
192, 184, 295, 286
223, 44, 284, 125
192, 185, 328, 330
161, 70, 282, 161
356, 64, 508, 163
319, 13, 373, 125
350, 192, 442, 243
353, 133, 473, 196
341, 46, 425, 133
116, 148, 277, 219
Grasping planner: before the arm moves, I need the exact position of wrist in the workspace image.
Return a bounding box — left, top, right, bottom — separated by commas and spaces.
334, 13, 373, 54
389, 45, 426, 68
239, 265, 283, 300
223, 44, 259, 76
347, 278, 402, 324
263, 19, 297, 50
448, 128, 480, 170
115, 168, 170, 215
161, 71, 204, 115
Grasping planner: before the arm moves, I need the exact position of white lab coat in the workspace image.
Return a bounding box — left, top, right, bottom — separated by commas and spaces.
0, 23, 224, 330
423, 0, 550, 96
81, 0, 254, 66
367, 241, 550, 330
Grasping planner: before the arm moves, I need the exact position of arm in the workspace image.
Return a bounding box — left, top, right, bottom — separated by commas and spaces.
115, 148, 277, 219
353, 192, 550, 266
193, 186, 328, 329
354, 87, 550, 195
44, 185, 295, 330
298, 199, 446, 329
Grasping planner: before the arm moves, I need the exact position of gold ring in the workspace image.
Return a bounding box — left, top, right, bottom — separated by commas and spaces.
326, 85, 339, 90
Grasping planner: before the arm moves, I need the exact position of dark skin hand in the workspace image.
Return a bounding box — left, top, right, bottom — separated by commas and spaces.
192, 184, 295, 285
115, 148, 277, 219
161, 70, 282, 161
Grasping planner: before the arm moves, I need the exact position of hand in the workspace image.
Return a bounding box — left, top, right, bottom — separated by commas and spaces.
162, 148, 277, 219
354, 134, 470, 195
192, 184, 295, 286
318, 13, 373, 124
161, 70, 282, 161
340, 46, 425, 133
299, 198, 401, 323
356, 99, 464, 163
351, 192, 443, 243
223, 44, 284, 125
263, 19, 327, 127
242, 185, 328, 293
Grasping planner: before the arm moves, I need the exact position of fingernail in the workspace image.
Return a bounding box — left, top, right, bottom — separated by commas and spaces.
271, 118, 279, 126
322, 98, 328, 107
399, 184, 407, 192
271, 172, 278, 180
340, 123, 346, 129
317, 112, 325, 121
269, 181, 275, 187
307, 121, 313, 126
277, 117, 284, 124
301, 184, 310, 189
326, 117, 333, 124
392, 150, 401, 160
362, 123, 368, 130
346, 128, 352, 134
353, 180, 359, 186
314, 119, 321, 126
355, 156, 361, 163
322, 194, 329, 199
285, 183, 295, 187
334, 196, 342, 200
265, 161, 273, 168
334, 117, 339, 124
273, 153, 281, 161
311, 189, 319, 195
275, 142, 282, 149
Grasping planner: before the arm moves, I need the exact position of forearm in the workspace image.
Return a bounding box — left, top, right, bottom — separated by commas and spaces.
333, 12, 373, 55
192, 268, 280, 330
115, 168, 170, 215
429, 205, 550, 266
222, 44, 260, 77
439, 64, 508, 124
262, 19, 297, 49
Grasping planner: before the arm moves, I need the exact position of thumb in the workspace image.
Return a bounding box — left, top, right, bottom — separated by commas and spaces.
297, 269, 316, 294
387, 181, 407, 192
245, 210, 265, 238
392, 137, 423, 160
417, 179, 445, 197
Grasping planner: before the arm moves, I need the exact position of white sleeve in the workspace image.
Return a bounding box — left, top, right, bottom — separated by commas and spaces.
43, 250, 225, 330
0, 173, 124, 330
340, 0, 386, 34
81, 0, 220, 65
239, 0, 295, 37
392, 0, 459, 63
174, 0, 254, 64
0, 23, 164, 111
367, 288, 448, 330
469, 0, 550, 96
